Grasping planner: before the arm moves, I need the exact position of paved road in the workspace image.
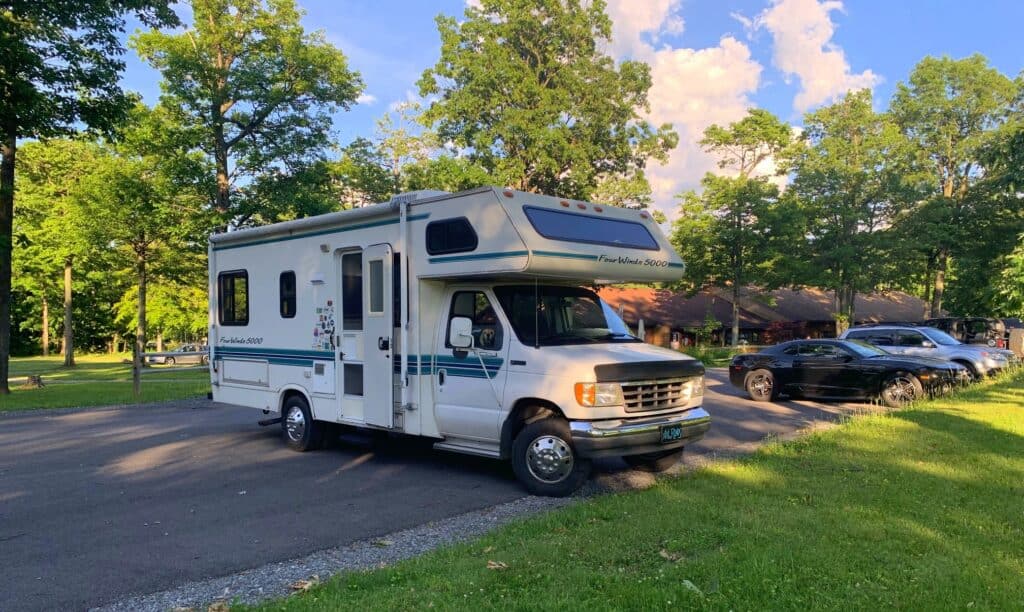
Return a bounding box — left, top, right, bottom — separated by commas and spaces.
0, 370, 874, 611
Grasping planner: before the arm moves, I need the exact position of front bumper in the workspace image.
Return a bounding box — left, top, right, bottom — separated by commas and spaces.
569, 407, 711, 459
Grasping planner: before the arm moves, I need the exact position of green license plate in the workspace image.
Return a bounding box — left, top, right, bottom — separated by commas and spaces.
660, 424, 683, 443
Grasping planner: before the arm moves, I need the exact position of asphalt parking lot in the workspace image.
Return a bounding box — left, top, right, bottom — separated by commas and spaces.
0, 369, 879, 611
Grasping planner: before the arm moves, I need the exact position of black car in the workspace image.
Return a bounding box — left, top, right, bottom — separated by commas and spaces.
728, 339, 969, 408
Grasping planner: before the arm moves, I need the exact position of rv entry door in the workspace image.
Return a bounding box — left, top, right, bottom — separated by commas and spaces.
363, 243, 395, 428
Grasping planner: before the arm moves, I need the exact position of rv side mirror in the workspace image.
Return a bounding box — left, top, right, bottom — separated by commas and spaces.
449, 316, 474, 349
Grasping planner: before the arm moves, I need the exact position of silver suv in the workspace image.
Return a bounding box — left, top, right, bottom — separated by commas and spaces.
840, 324, 1018, 379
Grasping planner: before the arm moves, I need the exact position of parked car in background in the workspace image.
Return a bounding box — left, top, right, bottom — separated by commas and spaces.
729, 339, 968, 408
924, 317, 1007, 349
147, 344, 209, 366
840, 324, 1017, 380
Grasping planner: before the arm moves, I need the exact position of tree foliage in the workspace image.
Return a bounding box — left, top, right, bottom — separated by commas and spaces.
132, 0, 364, 222
418, 0, 676, 201
0, 0, 177, 392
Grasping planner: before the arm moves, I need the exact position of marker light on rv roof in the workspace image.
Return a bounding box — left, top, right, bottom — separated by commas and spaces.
576, 203, 586, 210
560, 200, 570, 207
640, 211, 649, 219
503, 189, 514, 198
594, 206, 603, 213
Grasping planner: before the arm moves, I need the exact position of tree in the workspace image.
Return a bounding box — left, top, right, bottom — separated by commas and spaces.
0, 0, 177, 393
786, 90, 910, 335
889, 55, 1017, 316
418, 0, 676, 202
132, 0, 364, 223
672, 109, 795, 346
76, 105, 212, 396
14, 140, 108, 365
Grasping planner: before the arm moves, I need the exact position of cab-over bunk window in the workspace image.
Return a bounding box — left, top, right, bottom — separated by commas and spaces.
219, 270, 249, 326
426, 217, 478, 255
523, 206, 658, 250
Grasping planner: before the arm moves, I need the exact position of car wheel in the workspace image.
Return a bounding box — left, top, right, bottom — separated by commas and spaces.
281, 395, 324, 452
623, 448, 684, 473
165, 356, 175, 366
745, 369, 776, 402
512, 418, 591, 497
880, 373, 924, 408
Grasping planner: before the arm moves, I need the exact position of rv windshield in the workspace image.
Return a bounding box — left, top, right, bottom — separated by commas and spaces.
493, 285, 639, 346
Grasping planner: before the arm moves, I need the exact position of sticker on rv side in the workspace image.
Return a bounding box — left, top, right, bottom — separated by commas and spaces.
597, 254, 671, 267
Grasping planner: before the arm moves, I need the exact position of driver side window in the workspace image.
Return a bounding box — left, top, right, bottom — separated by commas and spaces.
447, 291, 503, 350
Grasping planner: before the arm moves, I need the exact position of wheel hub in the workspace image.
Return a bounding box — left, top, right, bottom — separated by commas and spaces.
285, 406, 306, 442
525, 435, 574, 484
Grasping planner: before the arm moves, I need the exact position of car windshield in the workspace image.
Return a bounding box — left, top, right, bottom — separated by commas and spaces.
843, 339, 890, 357
493, 285, 639, 346
920, 327, 961, 346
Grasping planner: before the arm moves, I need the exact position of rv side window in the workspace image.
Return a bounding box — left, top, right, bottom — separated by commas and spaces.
218, 270, 249, 326
279, 271, 296, 318
446, 291, 503, 350
523, 206, 658, 250
426, 218, 478, 255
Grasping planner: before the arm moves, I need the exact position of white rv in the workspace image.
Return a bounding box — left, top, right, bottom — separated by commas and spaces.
208, 187, 709, 496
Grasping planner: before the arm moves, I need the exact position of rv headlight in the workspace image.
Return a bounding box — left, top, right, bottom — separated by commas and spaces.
691, 376, 704, 397
574, 382, 624, 407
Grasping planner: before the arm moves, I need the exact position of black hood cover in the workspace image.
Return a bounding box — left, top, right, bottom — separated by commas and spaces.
594, 360, 705, 383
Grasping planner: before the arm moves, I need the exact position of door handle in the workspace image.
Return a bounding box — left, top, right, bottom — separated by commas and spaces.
438, 369, 446, 386
378, 337, 390, 351
338, 351, 345, 361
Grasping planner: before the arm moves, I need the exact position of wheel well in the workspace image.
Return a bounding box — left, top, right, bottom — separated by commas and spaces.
951, 359, 977, 376
500, 399, 564, 460
279, 388, 310, 414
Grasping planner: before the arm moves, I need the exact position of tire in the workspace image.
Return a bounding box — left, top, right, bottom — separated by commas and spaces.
281, 394, 324, 452
511, 418, 591, 497
623, 448, 684, 473
880, 373, 924, 408
745, 369, 776, 402
165, 357, 175, 366
200, 355, 209, 365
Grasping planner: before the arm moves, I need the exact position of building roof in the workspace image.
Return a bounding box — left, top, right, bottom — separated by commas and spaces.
597, 286, 930, 329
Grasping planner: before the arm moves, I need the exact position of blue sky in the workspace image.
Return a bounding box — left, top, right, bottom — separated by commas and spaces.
119, 0, 1024, 218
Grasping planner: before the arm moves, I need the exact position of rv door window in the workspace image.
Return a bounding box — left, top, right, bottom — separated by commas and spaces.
341, 252, 363, 330
426, 218, 478, 255
279, 271, 296, 318
218, 270, 249, 326
523, 206, 658, 250
446, 291, 503, 350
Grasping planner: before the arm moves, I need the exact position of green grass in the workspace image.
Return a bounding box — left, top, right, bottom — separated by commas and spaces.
248, 371, 1024, 611
2, 353, 209, 411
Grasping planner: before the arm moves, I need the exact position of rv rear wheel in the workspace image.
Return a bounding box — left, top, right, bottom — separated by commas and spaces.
282, 395, 324, 452
623, 448, 684, 472
511, 417, 591, 497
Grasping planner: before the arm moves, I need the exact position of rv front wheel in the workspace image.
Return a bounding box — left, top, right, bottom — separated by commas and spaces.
282, 395, 323, 452
511, 417, 591, 497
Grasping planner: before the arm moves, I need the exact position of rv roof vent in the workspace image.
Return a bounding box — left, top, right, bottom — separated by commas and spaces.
389, 190, 449, 205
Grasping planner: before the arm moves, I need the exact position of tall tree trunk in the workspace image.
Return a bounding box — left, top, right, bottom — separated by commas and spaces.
62, 256, 74, 367
730, 284, 740, 347
111, 331, 120, 355
931, 249, 948, 318
156, 331, 164, 352
922, 255, 934, 320
213, 115, 230, 214
0, 125, 14, 395
41, 294, 49, 357
133, 254, 147, 399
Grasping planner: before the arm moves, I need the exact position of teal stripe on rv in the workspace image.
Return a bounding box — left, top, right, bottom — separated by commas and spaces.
212, 213, 431, 252
216, 347, 502, 379
428, 250, 529, 264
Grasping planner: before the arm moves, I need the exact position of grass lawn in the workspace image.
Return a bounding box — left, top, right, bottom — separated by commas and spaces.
249, 370, 1024, 611
2, 354, 209, 412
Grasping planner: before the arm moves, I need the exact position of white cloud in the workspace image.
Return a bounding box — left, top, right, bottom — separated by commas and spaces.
751, 0, 880, 112
603, 0, 763, 221
356, 93, 377, 105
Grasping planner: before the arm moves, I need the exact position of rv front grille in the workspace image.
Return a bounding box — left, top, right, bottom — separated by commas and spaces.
621, 377, 700, 413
